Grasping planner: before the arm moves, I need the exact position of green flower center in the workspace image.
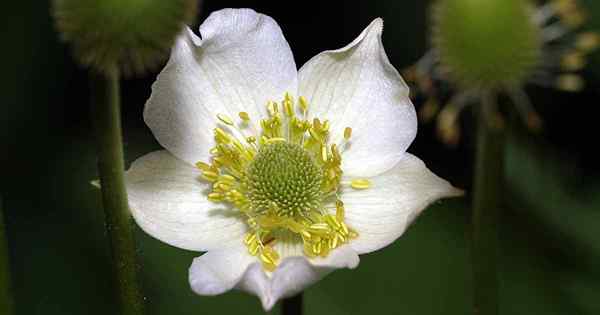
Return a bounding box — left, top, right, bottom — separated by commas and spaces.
245, 142, 323, 218
197, 93, 368, 271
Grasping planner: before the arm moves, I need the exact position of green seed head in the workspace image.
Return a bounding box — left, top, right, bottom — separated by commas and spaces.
432, 0, 542, 89
52, 0, 197, 75
244, 142, 323, 217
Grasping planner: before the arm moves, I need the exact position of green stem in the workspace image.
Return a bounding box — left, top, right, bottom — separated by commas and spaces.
0, 196, 15, 315
471, 94, 503, 315
91, 68, 144, 315
282, 293, 303, 315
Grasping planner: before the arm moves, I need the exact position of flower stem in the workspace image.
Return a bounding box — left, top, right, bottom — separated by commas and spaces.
282, 293, 303, 315
90, 68, 144, 315
471, 94, 503, 315
0, 195, 15, 315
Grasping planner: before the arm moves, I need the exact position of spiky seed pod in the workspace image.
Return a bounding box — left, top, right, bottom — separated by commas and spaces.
432, 0, 542, 90
53, 0, 197, 75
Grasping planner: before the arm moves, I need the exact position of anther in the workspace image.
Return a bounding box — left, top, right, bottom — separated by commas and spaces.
217, 114, 234, 126
299, 96, 308, 113
195, 161, 212, 171
344, 127, 352, 140
335, 199, 345, 221
207, 192, 224, 202
267, 101, 278, 116
238, 111, 250, 121
351, 179, 371, 190
321, 145, 328, 162
284, 99, 294, 117
556, 74, 584, 92
214, 127, 232, 143
201, 171, 219, 182
265, 137, 286, 144
561, 52, 586, 71
576, 32, 600, 53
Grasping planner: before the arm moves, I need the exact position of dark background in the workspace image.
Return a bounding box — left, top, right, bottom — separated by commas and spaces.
1, 0, 599, 314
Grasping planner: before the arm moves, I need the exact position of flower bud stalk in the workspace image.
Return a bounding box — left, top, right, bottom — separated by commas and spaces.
472, 94, 504, 315
90, 68, 144, 315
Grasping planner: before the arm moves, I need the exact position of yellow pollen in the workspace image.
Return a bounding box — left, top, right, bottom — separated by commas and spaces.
197, 93, 358, 271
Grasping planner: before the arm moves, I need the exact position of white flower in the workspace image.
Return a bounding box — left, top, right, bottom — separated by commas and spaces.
125, 8, 462, 310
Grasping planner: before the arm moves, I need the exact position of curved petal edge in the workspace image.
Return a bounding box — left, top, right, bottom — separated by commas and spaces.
343, 153, 463, 254
144, 8, 298, 166
298, 18, 418, 177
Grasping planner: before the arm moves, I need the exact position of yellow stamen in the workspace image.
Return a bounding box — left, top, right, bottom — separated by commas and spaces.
267, 101, 278, 116
351, 179, 371, 190
214, 127, 232, 144
576, 32, 600, 53
217, 114, 234, 126
561, 51, 586, 71
207, 192, 224, 202
195, 161, 212, 171
320, 144, 328, 162
239, 111, 250, 121
201, 171, 219, 182
556, 74, 584, 92
197, 92, 359, 271
265, 137, 286, 144
299, 96, 308, 113
335, 199, 345, 221
344, 127, 352, 140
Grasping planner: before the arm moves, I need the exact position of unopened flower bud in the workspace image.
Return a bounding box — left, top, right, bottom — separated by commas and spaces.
52, 0, 197, 75
432, 0, 542, 89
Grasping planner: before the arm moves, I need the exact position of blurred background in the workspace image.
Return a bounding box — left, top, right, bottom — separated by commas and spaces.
1, 0, 599, 314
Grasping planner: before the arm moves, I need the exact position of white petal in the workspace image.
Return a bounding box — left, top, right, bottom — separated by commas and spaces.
298, 18, 417, 177
189, 245, 358, 311
189, 245, 256, 295
144, 9, 298, 165
125, 151, 247, 252
238, 245, 359, 310
343, 154, 463, 254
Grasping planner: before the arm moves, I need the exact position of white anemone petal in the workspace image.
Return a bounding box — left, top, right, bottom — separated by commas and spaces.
189, 245, 358, 311
144, 8, 298, 165
125, 151, 247, 252
189, 245, 256, 296
298, 18, 417, 177
239, 245, 359, 310
343, 154, 463, 254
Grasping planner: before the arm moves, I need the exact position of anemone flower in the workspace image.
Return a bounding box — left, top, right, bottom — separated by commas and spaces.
125, 8, 461, 310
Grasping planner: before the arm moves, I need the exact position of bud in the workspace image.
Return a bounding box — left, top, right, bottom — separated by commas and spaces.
52, 0, 197, 75
406, 0, 597, 145
432, 0, 542, 89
